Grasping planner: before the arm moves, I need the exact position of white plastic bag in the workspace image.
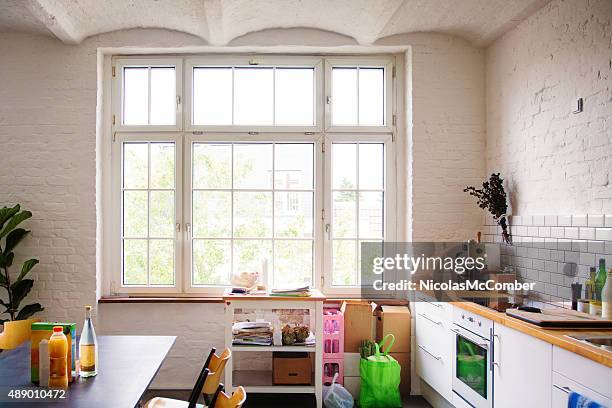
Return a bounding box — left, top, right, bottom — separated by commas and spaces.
323, 373, 354, 408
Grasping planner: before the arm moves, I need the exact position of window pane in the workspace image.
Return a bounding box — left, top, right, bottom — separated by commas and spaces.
234, 192, 273, 238
123, 191, 148, 238
359, 192, 383, 239
274, 144, 313, 190
360, 240, 383, 285
149, 239, 174, 285
333, 240, 356, 286
234, 68, 273, 125
150, 143, 175, 189
149, 191, 174, 238
193, 143, 232, 189
193, 239, 230, 285
193, 68, 232, 125
274, 240, 312, 287
150, 68, 176, 125
333, 191, 356, 238
123, 68, 149, 125
233, 240, 272, 275
234, 144, 272, 189
123, 239, 147, 285
358, 68, 384, 125
275, 68, 314, 125
275, 192, 313, 238
332, 143, 356, 189
123, 143, 148, 189
193, 191, 231, 238
332, 68, 357, 125
359, 144, 384, 190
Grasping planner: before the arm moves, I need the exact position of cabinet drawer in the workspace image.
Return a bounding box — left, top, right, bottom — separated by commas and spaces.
415, 311, 450, 358
414, 294, 452, 321
416, 340, 452, 402
551, 372, 612, 408
553, 346, 612, 399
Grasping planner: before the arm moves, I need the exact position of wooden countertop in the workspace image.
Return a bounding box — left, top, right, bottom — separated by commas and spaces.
452, 301, 612, 368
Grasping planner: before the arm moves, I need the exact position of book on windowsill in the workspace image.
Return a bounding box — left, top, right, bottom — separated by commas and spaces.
269, 286, 311, 297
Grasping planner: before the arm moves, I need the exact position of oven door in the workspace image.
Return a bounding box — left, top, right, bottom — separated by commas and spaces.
451, 325, 492, 408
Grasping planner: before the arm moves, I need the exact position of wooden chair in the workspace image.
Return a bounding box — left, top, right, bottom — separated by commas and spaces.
201, 348, 232, 403
144, 348, 218, 408
209, 384, 247, 408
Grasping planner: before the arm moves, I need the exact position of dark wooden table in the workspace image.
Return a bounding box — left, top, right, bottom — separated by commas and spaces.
0, 335, 176, 407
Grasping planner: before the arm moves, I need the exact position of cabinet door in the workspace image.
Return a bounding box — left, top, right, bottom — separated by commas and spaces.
493, 324, 553, 408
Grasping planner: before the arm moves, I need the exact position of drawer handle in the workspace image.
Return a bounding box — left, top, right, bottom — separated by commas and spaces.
553, 384, 571, 394
418, 344, 442, 362
418, 313, 443, 326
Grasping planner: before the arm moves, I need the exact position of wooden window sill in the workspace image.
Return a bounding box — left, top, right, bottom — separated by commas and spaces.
98, 296, 224, 304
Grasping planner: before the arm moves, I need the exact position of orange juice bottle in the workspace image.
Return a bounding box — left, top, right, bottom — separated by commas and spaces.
48, 326, 68, 389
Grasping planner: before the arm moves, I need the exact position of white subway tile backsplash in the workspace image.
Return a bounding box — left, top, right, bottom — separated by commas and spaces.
538, 226, 551, 237
572, 215, 588, 227
545, 215, 558, 226
523, 215, 533, 226
533, 215, 545, 225
550, 227, 564, 238
511, 216, 522, 226
558, 215, 572, 226
539, 271, 551, 283
558, 239, 572, 250
579, 252, 596, 266
528, 226, 539, 236
579, 227, 596, 240
572, 240, 588, 252
606, 242, 612, 255
564, 227, 579, 239
595, 228, 612, 241
605, 215, 612, 227
588, 240, 605, 254
564, 251, 579, 263
550, 273, 564, 286
588, 215, 605, 227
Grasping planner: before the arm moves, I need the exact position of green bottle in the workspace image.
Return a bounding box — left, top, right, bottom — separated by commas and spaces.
595, 258, 607, 301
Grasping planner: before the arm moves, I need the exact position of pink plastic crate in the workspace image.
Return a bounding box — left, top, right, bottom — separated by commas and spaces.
323, 308, 344, 358
323, 359, 344, 385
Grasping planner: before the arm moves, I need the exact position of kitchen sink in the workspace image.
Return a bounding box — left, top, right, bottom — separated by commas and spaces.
567, 334, 612, 352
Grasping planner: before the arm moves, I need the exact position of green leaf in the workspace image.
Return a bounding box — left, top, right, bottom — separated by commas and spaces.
0, 271, 6, 287
0, 210, 32, 240
0, 205, 20, 231
9, 279, 33, 311
4, 228, 29, 254
16, 303, 44, 320
0, 252, 14, 269
17, 259, 39, 282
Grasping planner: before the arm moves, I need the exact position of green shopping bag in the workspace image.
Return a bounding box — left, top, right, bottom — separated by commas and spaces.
359, 334, 402, 408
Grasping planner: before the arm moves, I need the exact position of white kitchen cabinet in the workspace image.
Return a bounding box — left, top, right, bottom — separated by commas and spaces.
552, 346, 612, 407
415, 299, 453, 402
492, 323, 553, 408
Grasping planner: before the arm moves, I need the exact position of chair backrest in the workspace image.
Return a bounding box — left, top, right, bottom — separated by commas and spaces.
186, 347, 217, 407
202, 347, 232, 395
209, 385, 247, 408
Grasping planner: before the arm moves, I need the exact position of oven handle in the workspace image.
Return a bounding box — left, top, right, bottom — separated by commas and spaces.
451, 327, 490, 348
553, 384, 572, 394
418, 344, 442, 361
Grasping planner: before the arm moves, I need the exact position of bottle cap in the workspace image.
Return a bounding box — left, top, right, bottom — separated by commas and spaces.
85, 305, 92, 311
53, 326, 63, 333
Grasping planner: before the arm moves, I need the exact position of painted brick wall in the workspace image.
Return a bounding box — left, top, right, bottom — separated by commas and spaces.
485, 0, 612, 215
0, 29, 486, 388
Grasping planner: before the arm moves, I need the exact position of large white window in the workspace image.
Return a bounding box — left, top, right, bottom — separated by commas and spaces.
110, 56, 395, 295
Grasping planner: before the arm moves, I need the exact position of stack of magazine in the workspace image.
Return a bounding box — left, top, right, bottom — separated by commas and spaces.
270, 285, 311, 297
232, 321, 273, 346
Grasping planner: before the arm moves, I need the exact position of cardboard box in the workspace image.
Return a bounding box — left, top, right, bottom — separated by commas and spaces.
375, 305, 411, 353
272, 352, 312, 385
31, 322, 77, 383
390, 352, 411, 396
343, 352, 361, 377
341, 301, 376, 352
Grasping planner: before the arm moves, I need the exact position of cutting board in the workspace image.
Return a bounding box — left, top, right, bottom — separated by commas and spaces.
506, 308, 612, 328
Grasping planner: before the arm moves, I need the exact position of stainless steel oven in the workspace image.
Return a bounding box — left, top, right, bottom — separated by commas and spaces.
451, 308, 494, 408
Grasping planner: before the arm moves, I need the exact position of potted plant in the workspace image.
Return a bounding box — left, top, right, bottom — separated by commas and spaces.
0, 204, 44, 349
464, 173, 512, 244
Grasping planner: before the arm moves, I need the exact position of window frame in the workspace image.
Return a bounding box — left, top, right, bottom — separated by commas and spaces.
322, 133, 396, 295
112, 57, 183, 132
184, 56, 324, 133
111, 132, 184, 294
109, 54, 396, 296
324, 57, 394, 133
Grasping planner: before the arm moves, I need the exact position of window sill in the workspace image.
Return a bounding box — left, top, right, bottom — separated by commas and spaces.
98, 296, 224, 304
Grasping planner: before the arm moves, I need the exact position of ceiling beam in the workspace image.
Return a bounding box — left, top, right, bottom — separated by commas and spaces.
27, 0, 82, 44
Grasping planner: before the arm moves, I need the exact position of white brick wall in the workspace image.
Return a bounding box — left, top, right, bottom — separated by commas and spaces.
485, 0, 612, 215
1, 29, 486, 388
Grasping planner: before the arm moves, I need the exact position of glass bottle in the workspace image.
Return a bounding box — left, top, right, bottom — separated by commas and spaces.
79, 305, 98, 377
595, 258, 607, 301
585, 267, 596, 300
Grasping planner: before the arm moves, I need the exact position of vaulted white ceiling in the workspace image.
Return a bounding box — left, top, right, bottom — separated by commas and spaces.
0, 0, 550, 46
